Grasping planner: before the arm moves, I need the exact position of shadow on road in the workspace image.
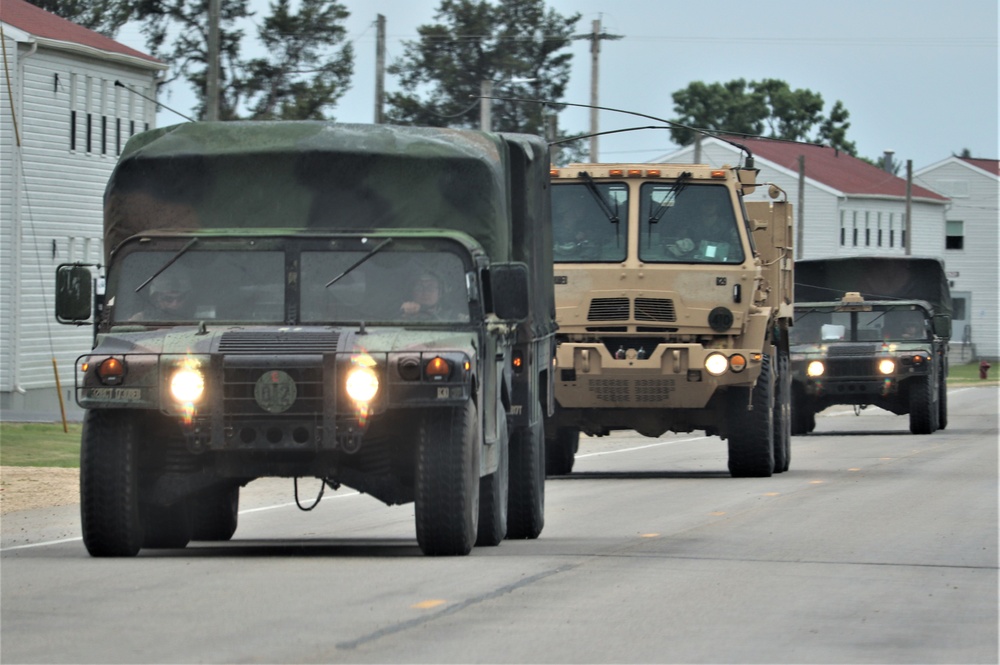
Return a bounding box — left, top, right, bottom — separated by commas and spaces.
799, 430, 912, 437
549, 470, 732, 480
146, 538, 426, 558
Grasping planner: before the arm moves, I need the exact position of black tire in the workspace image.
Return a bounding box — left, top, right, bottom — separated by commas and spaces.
141, 501, 192, 549
937, 371, 948, 431
545, 427, 578, 476
415, 400, 480, 556
190, 485, 240, 541
909, 375, 938, 434
772, 348, 792, 473
476, 420, 509, 547
727, 353, 775, 478
791, 390, 815, 436
507, 421, 545, 540
80, 410, 143, 557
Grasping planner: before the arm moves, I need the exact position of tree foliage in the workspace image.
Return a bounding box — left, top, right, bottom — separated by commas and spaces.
234, 0, 353, 120
670, 78, 856, 156
385, 0, 579, 140
131, 0, 352, 120
30, 0, 133, 37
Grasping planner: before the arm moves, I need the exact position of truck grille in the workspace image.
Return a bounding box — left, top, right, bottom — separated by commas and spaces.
589, 378, 676, 403
634, 298, 676, 322
586, 297, 677, 323
223, 364, 326, 416
218, 331, 340, 354
588, 298, 629, 321
825, 357, 876, 378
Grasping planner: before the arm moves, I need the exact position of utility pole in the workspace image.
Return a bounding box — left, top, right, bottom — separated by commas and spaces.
905, 159, 913, 256
374, 14, 386, 124
206, 0, 220, 120
480, 80, 493, 131
572, 18, 621, 161
797, 155, 806, 260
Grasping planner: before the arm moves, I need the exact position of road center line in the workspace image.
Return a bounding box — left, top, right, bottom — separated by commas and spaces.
576, 436, 709, 459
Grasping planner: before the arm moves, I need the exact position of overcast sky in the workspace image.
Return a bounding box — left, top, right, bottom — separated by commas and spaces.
118, 0, 999, 169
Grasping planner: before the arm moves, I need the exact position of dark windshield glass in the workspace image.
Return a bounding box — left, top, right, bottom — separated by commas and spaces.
301, 250, 469, 323
551, 182, 627, 263
792, 307, 929, 344
112, 250, 285, 323
638, 183, 744, 264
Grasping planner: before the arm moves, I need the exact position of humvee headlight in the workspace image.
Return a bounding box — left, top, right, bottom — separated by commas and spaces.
807, 361, 825, 377
170, 367, 205, 403
878, 358, 896, 375
346, 367, 379, 403
705, 353, 729, 376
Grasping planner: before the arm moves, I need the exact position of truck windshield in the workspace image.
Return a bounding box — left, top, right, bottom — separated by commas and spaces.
638, 183, 744, 264
792, 307, 929, 344
110, 242, 470, 325
551, 182, 627, 263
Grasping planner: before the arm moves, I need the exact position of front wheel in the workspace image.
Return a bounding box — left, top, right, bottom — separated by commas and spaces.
909, 376, 938, 434
507, 421, 545, 540
80, 410, 143, 557
415, 401, 480, 556
476, 419, 508, 547
190, 485, 240, 541
727, 354, 775, 478
772, 348, 792, 473
545, 427, 578, 477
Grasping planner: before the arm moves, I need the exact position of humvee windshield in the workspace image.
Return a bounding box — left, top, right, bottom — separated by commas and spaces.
551, 182, 628, 262
638, 183, 744, 264
791, 306, 930, 345
110, 238, 471, 325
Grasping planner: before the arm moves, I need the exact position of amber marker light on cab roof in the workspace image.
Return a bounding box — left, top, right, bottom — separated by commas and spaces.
711, 170, 727, 178
645, 169, 661, 177
608, 169, 624, 177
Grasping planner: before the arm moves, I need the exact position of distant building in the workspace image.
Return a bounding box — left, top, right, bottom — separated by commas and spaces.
654, 137, 999, 363
915, 157, 1000, 360
1, 0, 166, 420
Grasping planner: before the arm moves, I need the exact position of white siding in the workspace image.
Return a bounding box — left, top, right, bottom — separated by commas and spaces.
0, 32, 20, 392
1, 41, 158, 399
916, 160, 1000, 358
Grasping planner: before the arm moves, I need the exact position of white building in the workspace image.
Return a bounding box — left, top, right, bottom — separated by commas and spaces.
915, 157, 1000, 359
1, 0, 166, 420
654, 137, 995, 361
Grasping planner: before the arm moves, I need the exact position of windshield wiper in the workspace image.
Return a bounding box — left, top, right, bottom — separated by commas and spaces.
326, 237, 393, 288
135, 237, 199, 293
578, 172, 619, 225
648, 171, 692, 225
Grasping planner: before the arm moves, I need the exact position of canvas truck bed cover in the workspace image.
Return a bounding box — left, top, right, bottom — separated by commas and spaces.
500, 133, 557, 338
794, 256, 952, 317
104, 121, 513, 264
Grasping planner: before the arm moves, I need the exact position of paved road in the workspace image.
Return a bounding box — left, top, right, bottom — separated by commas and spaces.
2, 386, 997, 664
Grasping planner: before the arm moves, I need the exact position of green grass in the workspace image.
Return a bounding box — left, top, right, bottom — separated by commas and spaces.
948, 361, 996, 383
0, 422, 82, 468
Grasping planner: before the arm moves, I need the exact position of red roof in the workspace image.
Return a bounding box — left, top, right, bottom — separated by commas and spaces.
0, 0, 161, 65
721, 135, 947, 202
960, 157, 1000, 177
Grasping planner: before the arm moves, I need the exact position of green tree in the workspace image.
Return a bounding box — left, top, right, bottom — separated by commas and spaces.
31, 0, 133, 37
234, 0, 353, 120
134, 0, 251, 120
669, 78, 857, 156
386, 0, 579, 139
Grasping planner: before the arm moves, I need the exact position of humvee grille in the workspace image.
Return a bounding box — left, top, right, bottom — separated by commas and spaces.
588, 298, 629, 321
218, 331, 340, 354
634, 298, 676, 322
588, 378, 676, 403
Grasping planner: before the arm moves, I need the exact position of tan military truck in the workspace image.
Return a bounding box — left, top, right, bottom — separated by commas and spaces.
546, 160, 794, 477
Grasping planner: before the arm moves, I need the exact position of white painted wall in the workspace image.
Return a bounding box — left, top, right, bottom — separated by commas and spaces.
1, 34, 160, 418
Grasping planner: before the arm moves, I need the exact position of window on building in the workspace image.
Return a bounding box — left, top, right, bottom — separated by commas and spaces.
889, 213, 895, 247
839, 210, 845, 246
877, 212, 883, 247
946, 220, 964, 250
852, 211, 858, 247
69, 73, 78, 151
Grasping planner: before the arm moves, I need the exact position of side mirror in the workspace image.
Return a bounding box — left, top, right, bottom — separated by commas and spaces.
55, 264, 95, 324
488, 263, 529, 321
932, 314, 951, 339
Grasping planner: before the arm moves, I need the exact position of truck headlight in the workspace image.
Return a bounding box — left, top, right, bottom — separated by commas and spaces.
346, 367, 379, 403
878, 358, 896, 375
807, 360, 825, 377
705, 353, 728, 376
170, 367, 205, 403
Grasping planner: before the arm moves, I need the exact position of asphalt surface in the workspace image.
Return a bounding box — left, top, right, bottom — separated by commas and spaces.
2, 385, 997, 664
